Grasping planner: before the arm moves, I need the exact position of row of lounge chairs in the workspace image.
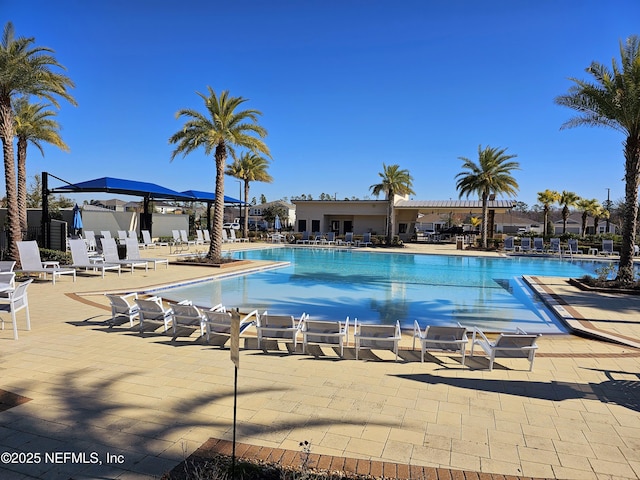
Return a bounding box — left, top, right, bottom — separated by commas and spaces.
297, 231, 373, 247
106, 293, 541, 370
16, 237, 168, 285
504, 237, 620, 256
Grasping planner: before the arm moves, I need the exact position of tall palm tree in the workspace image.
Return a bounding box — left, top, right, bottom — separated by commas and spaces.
556, 35, 640, 284
369, 163, 415, 245
558, 191, 580, 235
13, 97, 69, 232
169, 88, 270, 261
456, 145, 519, 248
225, 152, 273, 237
576, 198, 600, 237
537, 189, 561, 237
593, 205, 609, 235
0, 21, 76, 260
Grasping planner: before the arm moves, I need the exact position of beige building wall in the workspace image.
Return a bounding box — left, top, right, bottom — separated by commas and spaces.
293, 201, 388, 235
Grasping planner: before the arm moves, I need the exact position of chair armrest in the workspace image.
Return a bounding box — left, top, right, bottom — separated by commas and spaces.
472, 326, 490, 344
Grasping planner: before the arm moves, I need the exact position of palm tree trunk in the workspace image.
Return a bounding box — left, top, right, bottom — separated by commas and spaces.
387, 198, 394, 245
617, 137, 640, 284
481, 192, 489, 249
581, 212, 587, 237
0, 99, 21, 262
17, 137, 28, 233
208, 143, 226, 261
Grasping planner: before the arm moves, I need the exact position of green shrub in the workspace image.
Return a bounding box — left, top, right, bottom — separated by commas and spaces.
39, 248, 72, 265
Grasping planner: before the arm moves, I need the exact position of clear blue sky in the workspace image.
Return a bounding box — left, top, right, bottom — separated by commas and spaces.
5, 0, 639, 208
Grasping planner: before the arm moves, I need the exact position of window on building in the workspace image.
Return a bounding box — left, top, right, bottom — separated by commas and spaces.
398, 223, 407, 234
311, 220, 320, 233
298, 219, 307, 232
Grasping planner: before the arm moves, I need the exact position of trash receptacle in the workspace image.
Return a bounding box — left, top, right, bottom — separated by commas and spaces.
456, 236, 463, 250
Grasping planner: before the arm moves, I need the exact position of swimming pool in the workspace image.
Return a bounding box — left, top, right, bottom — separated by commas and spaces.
160, 248, 605, 334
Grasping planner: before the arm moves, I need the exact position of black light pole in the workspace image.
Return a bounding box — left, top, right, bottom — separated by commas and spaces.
237, 180, 243, 236
605, 188, 611, 233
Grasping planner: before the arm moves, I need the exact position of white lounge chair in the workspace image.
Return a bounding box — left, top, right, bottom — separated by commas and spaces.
520, 237, 532, 253
359, 232, 373, 247
353, 318, 401, 361
221, 229, 232, 243
565, 239, 582, 255
169, 301, 206, 338
301, 317, 349, 358
549, 238, 561, 255
100, 230, 112, 240
16, 240, 76, 284
600, 239, 619, 256
69, 238, 121, 278
412, 322, 468, 365
101, 237, 148, 274
141, 230, 157, 249
117, 230, 128, 245
503, 236, 515, 252
196, 230, 205, 245
322, 232, 336, 245
105, 292, 139, 327
255, 311, 306, 351
0, 279, 32, 340
297, 231, 310, 244
84, 230, 97, 251
125, 238, 169, 270
339, 232, 354, 246
0, 261, 15, 272
203, 230, 211, 243
203, 308, 257, 344
135, 296, 187, 333
230, 229, 248, 243
180, 229, 196, 246
470, 327, 541, 371
533, 237, 545, 253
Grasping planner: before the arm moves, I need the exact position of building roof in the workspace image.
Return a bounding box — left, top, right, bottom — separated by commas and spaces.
396, 200, 516, 209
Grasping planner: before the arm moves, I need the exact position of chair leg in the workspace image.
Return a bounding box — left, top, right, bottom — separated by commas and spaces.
12, 310, 18, 340
25, 305, 30, 331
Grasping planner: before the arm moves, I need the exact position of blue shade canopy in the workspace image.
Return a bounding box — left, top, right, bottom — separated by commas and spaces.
181, 190, 244, 204
51, 177, 195, 200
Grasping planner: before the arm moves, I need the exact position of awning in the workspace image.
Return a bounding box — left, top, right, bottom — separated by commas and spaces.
181, 189, 245, 204
50, 176, 194, 201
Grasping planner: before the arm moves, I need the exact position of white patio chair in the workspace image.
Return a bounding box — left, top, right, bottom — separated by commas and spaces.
125, 238, 169, 270
16, 240, 76, 284
196, 230, 205, 245
503, 236, 515, 252
301, 317, 349, 358
203, 230, 211, 243
533, 237, 545, 253
359, 232, 373, 247
203, 308, 257, 344
101, 237, 148, 274
470, 326, 541, 371
296, 231, 310, 244
141, 230, 157, 248
180, 230, 196, 246
565, 238, 583, 255
0, 279, 32, 340
69, 238, 121, 278
100, 230, 112, 240
600, 239, 619, 256
549, 238, 561, 255
520, 237, 532, 253
255, 311, 306, 351
117, 230, 128, 245
0, 261, 15, 272
135, 296, 186, 333
0, 272, 16, 292
105, 292, 139, 327
230, 229, 248, 243
84, 230, 97, 251
413, 322, 468, 365
169, 301, 206, 338
354, 318, 401, 361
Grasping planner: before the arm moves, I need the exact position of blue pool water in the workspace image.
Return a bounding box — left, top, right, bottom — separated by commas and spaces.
160, 248, 606, 334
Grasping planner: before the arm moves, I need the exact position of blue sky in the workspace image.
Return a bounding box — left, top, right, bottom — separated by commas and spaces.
5, 0, 639, 208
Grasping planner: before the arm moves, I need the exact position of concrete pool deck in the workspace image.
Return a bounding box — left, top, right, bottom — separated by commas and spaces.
1, 241, 639, 479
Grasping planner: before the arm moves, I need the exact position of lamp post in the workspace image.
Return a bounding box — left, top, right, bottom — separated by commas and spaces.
605, 188, 611, 233
236, 180, 243, 236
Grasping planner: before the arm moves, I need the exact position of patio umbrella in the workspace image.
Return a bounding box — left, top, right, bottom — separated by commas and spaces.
274, 214, 282, 232
72, 204, 83, 235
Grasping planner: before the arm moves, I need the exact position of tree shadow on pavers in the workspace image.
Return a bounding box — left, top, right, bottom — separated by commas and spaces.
393, 369, 640, 412
3, 365, 398, 478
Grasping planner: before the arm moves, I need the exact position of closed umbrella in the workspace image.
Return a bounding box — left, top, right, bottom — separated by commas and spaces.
72, 204, 83, 235
274, 214, 282, 232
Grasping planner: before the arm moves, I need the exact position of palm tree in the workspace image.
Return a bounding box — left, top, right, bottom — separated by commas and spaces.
593, 205, 610, 235
169, 88, 270, 261
558, 191, 580, 235
0, 21, 76, 260
369, 164, 415, 245
537, 189, 561, 237
13, 97, 69, 232
456, 146, 519, 248
555, 35, 640, 284
225, 152, 273, 237
576, 198, 600, 237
